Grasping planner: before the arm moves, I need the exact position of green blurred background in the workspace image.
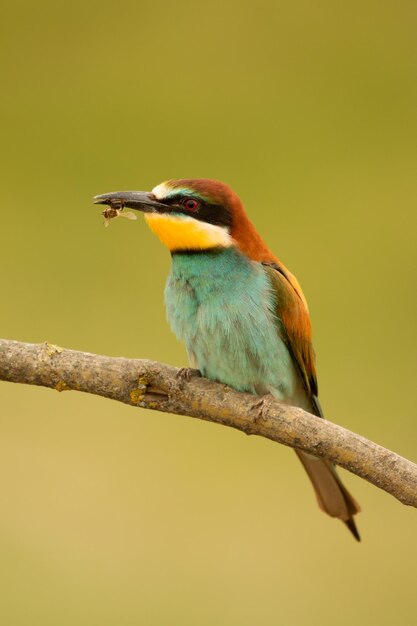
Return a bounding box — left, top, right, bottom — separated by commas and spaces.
1, 1, 416, 624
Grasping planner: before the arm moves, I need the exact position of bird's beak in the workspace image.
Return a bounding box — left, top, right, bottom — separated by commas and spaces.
93, 191, 168, 213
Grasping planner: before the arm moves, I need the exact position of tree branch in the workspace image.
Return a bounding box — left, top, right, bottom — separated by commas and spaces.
1, 338, 416, 508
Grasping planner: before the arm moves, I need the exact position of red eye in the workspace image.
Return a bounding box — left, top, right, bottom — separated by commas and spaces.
184, 198, 199, 211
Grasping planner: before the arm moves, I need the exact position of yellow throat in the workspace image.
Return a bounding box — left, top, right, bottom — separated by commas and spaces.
144, 213, 232, 251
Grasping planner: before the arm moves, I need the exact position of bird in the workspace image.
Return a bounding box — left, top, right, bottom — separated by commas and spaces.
94, 178, 361, 540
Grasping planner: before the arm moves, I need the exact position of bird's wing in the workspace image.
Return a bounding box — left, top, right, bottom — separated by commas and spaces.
263, 262, 361, 539
262, 262, 318, 399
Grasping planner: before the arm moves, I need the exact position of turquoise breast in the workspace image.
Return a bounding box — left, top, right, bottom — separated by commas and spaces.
165, 247, 300, 401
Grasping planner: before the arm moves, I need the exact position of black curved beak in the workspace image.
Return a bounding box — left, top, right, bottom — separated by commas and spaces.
93, 191, 168, 213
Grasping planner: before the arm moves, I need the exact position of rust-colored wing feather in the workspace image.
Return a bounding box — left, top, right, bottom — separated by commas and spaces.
262, 261, 318, 400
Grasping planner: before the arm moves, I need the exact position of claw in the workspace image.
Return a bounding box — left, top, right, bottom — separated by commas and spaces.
175, 367, 202, 385
251, 395, 272, 423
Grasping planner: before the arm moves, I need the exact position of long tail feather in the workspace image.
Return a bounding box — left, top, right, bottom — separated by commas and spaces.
302, 394, 361, 540
296, 450, 361, 541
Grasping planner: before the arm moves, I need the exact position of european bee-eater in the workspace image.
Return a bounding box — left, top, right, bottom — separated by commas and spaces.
94, 179, 361, 540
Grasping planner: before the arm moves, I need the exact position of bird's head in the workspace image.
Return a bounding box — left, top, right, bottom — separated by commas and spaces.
94, 178, 276, 262
94, 178, 308, 307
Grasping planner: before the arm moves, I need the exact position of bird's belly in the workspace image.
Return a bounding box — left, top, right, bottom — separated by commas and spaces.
165, 259, 303, 404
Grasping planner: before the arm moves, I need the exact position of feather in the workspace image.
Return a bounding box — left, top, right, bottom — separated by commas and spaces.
262, 263, 317, 397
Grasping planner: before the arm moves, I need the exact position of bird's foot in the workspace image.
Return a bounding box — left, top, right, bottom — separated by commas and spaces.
251, 395, 274, 423
176, 367, 202, 388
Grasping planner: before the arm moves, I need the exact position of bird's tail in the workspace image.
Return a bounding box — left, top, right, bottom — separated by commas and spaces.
295, 450, 361, 540
296, 394, 361, 541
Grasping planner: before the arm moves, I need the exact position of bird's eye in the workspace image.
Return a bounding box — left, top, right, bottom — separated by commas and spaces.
184, 198, 199, 211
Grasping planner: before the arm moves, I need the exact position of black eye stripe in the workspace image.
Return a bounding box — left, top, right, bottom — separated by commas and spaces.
163, 195, 232, 229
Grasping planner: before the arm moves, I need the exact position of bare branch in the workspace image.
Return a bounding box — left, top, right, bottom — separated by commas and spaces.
1, 338, 416, 508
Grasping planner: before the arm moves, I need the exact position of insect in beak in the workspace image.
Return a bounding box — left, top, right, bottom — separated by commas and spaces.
101, 206, 138, 228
